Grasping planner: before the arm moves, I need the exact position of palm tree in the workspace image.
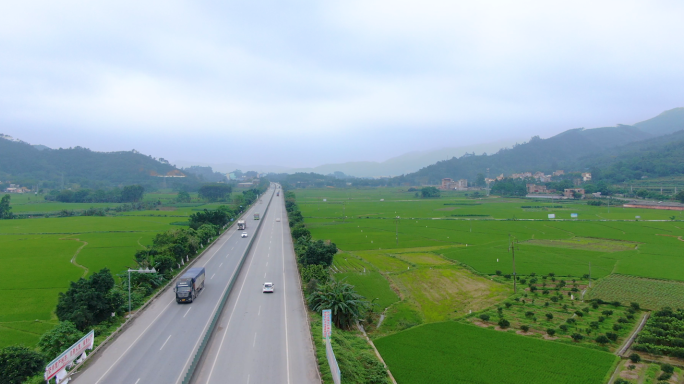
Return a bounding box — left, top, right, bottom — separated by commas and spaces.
307, 280, 369, 329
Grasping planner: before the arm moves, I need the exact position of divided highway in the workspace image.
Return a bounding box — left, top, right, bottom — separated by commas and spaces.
189, 186, 319, 384
72, 184, 318, 384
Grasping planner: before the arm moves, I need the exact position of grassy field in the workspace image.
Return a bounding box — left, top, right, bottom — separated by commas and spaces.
0, 214, 179, 348
374, 322, 618, 384
330, 247, 511, 337
588, 274, 684, 311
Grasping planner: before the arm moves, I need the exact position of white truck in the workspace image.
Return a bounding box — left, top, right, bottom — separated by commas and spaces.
237, 220, 246, 230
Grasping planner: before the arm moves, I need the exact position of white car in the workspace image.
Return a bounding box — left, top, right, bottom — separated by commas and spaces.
276, 218, 281, 222
262, 282, 274, 293
241, 232, 248, 238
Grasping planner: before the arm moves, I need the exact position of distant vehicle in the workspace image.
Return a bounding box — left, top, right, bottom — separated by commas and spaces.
262, 282, 274, 293
241, 232, 248, 238
276, 218, 280, 222
254, 213, 260, 220
175, 267, 205, 303
277, 191, 280, 196
237, 220, 246, 230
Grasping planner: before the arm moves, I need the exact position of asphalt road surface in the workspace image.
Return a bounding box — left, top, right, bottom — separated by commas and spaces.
189, 187, 319, 384
72, 185, 318, 384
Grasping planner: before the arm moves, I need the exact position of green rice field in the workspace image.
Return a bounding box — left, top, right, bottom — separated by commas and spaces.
374, 322, 619, 384
0, 213, 180, 348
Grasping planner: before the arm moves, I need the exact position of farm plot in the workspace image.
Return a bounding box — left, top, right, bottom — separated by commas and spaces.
587, 274, 684, 310
0, 215, 177, 347
374, 321, 618, 384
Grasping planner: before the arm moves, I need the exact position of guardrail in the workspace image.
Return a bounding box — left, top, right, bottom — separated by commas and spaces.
181, 186, 276, 384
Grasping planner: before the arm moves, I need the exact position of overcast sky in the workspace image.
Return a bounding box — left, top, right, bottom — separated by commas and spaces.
1, 0, 683, 168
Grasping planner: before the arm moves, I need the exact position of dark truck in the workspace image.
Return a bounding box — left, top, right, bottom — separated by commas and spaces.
174, 267, 205, 303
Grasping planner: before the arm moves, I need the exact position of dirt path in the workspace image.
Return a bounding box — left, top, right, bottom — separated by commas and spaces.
62, 237, 89, 278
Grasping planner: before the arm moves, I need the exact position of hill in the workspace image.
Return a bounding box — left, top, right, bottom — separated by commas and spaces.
398, 108, 684, 184
0, 136, 200, 190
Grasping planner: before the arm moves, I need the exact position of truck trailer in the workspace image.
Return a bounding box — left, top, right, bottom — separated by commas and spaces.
254, 213, 260, 220
175, 267, 205, 303
237, 220, 246, 230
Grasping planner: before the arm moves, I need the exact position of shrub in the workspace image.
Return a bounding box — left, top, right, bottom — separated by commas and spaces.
545, 313, 553, 320
479, 314, 490, 322
566, 318, 576, 324
520, 325, 530, 332
606, 332, 618, 342
547, 328, 556, 336
498, 318, 510, 328
559, 324, 569, 332
595, 335, 610, 345
598, 316, 606, 322
590, 321, 599, 329
0, 345, 45, 384
629, 353, 641, 363
658, 372, 672, 381
504, 302, 512, 308
525, 311, 534, 318
617, 317, 628, 323
662, 364, 674, 374
630, 302, 640, 311
613, 324, 623, 331
574, 310, 584, 317
571, 333, 584, 342
602, 310, 613, 316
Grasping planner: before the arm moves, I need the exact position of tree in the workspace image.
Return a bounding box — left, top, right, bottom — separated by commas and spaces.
0, 345, 45, 384
300, 264, 329, 285
662, 364, 674, 374
0, 194, 12, 219
198, 184, 232, 202
497, 318, 510, 328
475, 173, 486, 187
595, 335, 610, 345
420, 187, 440, 198
307, 280, 369, 329
547, 328, 556, 336
571, 333, 584, 342
520, 324, 530, 332
545, 313, 553, 320
629, 353, 641, 363
176, 191, 191, 203
55, 268, 118, 330
301, 240, 337, 267
676, 190, 684, 204
479, 314, 490, 322
189, 209, 229, 230
121, 185, 144, 202
38, 321, 83, 360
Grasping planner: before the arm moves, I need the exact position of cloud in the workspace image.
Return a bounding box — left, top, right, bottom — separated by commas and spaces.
1, 0, 683, 167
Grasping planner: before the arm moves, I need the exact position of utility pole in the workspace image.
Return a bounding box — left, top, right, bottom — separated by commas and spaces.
511, 236, 517, 294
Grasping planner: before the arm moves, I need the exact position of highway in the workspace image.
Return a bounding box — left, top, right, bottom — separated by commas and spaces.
72, 184, 318, 384
189, 186, 319, 384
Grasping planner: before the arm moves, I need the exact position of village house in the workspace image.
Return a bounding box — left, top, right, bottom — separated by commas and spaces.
582, 172, 592, 182
440, 178, 468, 190
526, 184, 548, 194
564, 188, 585, 198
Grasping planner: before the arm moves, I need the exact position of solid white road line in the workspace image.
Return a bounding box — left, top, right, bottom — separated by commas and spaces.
94, 299, 175, 384
160, 335, 172, 351
204, 219, 265, 383
183, 307, 192, 318
264, 272, 267, 278
281, 201, 291, 384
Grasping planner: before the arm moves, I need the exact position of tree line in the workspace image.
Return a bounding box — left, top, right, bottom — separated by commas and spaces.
45, 185, 145, 203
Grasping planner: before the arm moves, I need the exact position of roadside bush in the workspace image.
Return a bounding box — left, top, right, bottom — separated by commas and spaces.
38, 321, 83, 361
0, 345, 45, 384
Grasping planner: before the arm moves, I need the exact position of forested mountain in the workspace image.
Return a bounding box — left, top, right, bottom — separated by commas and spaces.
575, 130, 684, 182
397, 108, 684, 185
0, 136, 201, 190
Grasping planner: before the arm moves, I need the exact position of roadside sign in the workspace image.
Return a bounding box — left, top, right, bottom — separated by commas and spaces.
322, 309, 332, 340
548, 214, 555, 219
45, 330, 94, 380
571, 213, 578, 218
